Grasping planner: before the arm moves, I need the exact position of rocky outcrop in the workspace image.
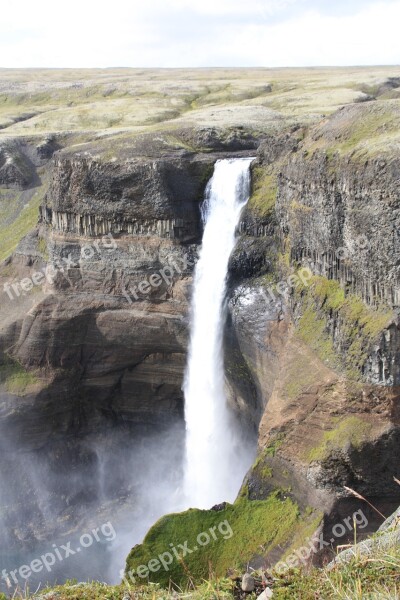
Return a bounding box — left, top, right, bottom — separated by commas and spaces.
327, 503, 400, 567
239, 127, 304, 238
41, 152, 208, 243
0, 143, 36, 188
276, 150, 400, 308
40, 133, 255, 243
0, 137, 59, 189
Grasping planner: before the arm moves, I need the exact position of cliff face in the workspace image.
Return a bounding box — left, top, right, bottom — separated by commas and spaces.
40, 150, 214, 242
277, 152, 400, 308
223, 103, 400, 571
274, 115, 400, 385
0, 130, 259, 561
1, 97, 400, 584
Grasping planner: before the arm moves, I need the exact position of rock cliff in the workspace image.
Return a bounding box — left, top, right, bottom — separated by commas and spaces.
0, 73, 399, 587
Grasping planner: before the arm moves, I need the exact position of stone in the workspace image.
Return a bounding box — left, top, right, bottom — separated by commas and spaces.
378, 505, 400, 532
257, 589, 273, 599
241, 573, 255, 592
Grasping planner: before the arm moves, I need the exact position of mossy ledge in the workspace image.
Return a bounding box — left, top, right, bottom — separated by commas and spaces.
248, 164, 278, 219
125, 494, 302, 587
304, 415, 374, 462
0, 357, 39, 396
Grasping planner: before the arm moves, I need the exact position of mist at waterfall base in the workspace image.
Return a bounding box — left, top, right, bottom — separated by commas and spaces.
0, 424, 185, 591
0, 158, 256, 591
183, 158, 256, 509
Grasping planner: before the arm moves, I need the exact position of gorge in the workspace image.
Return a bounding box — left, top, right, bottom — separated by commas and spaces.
0, 67, 399, 598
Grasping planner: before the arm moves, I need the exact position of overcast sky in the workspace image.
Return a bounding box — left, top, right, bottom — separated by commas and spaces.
1, 0, 399, 68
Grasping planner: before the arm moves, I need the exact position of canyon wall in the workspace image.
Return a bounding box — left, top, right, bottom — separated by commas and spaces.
0, 131, 258, 571
0, 105, 399, 583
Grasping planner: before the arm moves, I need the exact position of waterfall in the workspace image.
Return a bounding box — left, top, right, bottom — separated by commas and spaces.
183, 157, 255, 509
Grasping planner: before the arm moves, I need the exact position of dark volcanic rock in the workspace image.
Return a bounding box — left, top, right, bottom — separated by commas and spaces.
0, 144, 35, 188
276, 150, 400, 308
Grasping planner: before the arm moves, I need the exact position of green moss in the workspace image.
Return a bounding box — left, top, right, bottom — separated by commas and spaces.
259, 466, 273, 479
277, 248, 291, 277
263, 436, 284, 458
296, 303, 338, 366
289, 200, 313, 214
305, 416, 373, 462
237, 482, 249, 500
126, 493, 300, 587
281, 511, 323, 561
251, 457, 274, 481
248, 166, 277, 218
257, 271, 279, 286
312, 277, 346, 311
37, 236, 49, 260
295, 275, 394, 378
0, 358, 38, 395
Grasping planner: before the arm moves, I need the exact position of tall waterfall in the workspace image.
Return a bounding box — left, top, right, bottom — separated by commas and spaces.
183, 158, 254, 509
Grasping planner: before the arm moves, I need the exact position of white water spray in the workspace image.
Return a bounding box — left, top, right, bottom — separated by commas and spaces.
183, 158, 255, 509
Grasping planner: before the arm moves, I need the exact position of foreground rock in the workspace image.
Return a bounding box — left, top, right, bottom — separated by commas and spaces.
327, 503, 400, 568
241, 573, 255, 592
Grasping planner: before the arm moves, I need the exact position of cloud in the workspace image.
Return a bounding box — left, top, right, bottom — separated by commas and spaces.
235, 2, 400, 67
0, 0, 399, 67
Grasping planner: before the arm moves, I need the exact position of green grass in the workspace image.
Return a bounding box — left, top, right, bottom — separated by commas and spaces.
259, 465, 273, 479
126, 493, 300, 587
264, 436, 284, 458
11, 579, 238, 600
271, 538, 400, 599
0, 186, 45, 262
312, 276, 346, 311
0, 358, 38, 395
19, 534, 400, 599
0, 66, 399, 138
334, 109, 398, 156
13, 513, 400, 600
0, 188, 23, 229
296, 303, 338, 367
252, 436, 285, 467
305, 101, 400, 159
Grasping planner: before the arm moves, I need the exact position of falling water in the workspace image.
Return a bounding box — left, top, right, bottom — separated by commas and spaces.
183, 158, 255, 509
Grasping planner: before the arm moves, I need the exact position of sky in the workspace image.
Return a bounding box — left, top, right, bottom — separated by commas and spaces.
1, 0, 399, 68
